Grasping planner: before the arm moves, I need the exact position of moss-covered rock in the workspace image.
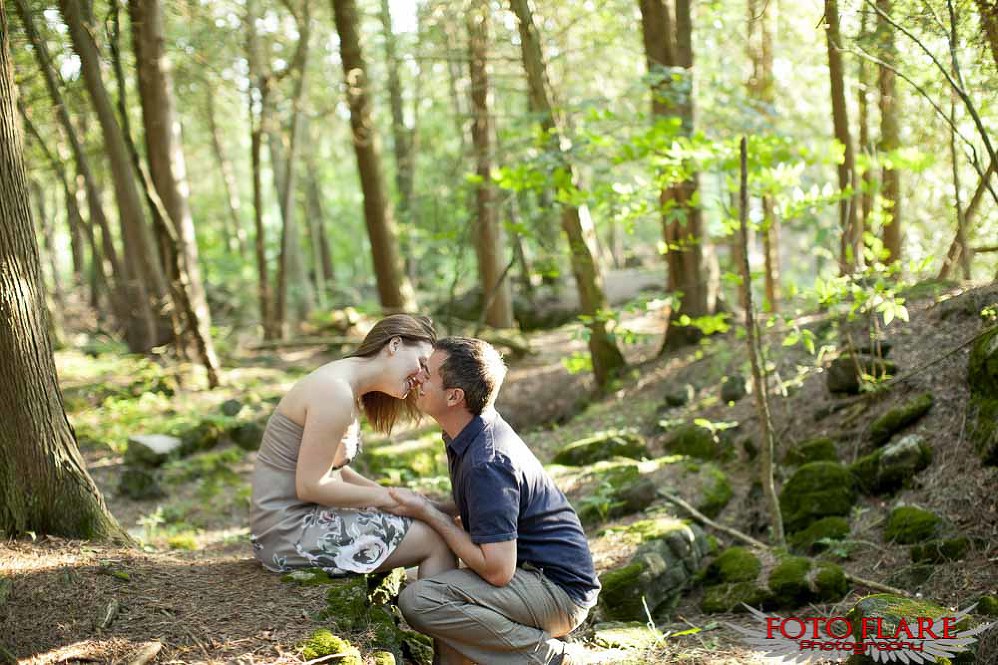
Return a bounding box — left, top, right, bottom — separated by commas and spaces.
401, 630, 434, 665
885, 563, 936, 592
788, 516, 850, 554
779, 462, 856, 533
910, 537, 970, 563
968, 327, 998, 466
178, 420, 225, 456
826, 355, 898, 395
768, 557, 849, 607
575, 464, 654, 526
784, 437, 838, 466
720, 374, 747, 403
665, 423, 733, 461
884, 506, 941, 544
368, 567, 407, 606
230, 421, 264, 451
299, 629, 361, 664
372, 651, 396, 665
870, 393, 934, 445
701, 581, 772, 613
702, 547, 762, 584
599, 519, 710, 621
592, 622, 661, 650
281, 568, 337, 586
664, 384, 695, 407
317, 578, 370, 629
698, 464, 733, 519
978, 595, 998, 616
850, 435, 932, 496
845, 594, 977, 664
553, 431, 649, 466
118, 467, 165, 500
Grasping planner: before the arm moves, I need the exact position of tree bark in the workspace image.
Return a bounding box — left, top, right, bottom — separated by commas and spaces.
58, 0, 170, 350
857, 7, 874, 243
304, 144, 336, 287
877, 0, 901, 263
939, 158, 996, 279
974, 0, 998, 68
468, 0, 515, 329
129, 0, 220, 387
509, 0, 625, 385
824, 0, 861, 273
331, 0, 416, 312
29, 181, 67, 342
0, 3, 128, 541
379, 0, 415, 224
639, 0, 714, 349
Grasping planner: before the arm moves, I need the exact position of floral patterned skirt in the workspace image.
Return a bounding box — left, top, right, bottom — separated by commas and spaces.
251, 506, 411, 575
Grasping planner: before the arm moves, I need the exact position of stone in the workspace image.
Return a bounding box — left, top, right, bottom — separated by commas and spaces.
909, 537, 970, 563
230, 422, 264, 451
869, 393, 934, 445
117, 467, 165, 500
599, 519, 709, 621
978, 595, 998, 616
826, 354, 898, 394
702, 547, 762, 584
220, 399, 244, 417
701, 582, 772, 613
179, 421, 224, 456
720, 374, 747, 403
552, 431, 649, 466
884, 506, 941, 544
779, 462, 856, 533
665, 423, 733, 461
697, 464, 733, 519
968, 327, 998, 466
124, 434, 182, 468
783, 437, 838, 466
664, 384, 695, 407
876, 434, 932, 490
768, 557, 848, 608
788, 516, 850, 554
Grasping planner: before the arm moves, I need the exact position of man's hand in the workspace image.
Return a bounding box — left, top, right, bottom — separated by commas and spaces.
384, 487, 433, 519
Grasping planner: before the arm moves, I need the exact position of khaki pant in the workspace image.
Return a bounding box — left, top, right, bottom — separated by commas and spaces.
399, 567, 591, 664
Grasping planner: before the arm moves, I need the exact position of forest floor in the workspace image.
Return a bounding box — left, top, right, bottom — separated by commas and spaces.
2, 279, 998, 664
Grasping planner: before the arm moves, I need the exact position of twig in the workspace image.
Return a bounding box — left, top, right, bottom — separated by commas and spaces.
658, 490, 912, 597
125, 642, 163, 665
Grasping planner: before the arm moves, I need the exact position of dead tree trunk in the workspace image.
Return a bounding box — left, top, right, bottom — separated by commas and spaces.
824, 0, 861, 273
468, 0, 515, 329
509, 0, 626, 385
331, 0, 417, 312
0, 4, 128, 541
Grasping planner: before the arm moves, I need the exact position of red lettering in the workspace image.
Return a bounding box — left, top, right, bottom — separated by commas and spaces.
917, 617, 939, 640
766, 618, 782, 639
827, 618, 852, 639
875, 618, 889, 639
782, 618, 806, 640
942, 617, 957, 639
805, 617, 823, 638
861, 617, 878, 640
894, 618, 914, 640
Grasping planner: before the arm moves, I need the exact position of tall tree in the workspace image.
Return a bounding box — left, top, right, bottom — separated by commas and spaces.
509, 0, 626, 385
639, 0, 716, 347
974, 0, 998, 67
331, 0, 416, 312
379, 0, 415, 226
747, 0, 781, 311
823, 0, 861, 272
468, 0, 514, 330
58, 0, 170, 349
876, 0, 901, 263
0, 1, 127, 541
206, 93, 248, 258
857, 8, 875, 243
129, 0, 221, 387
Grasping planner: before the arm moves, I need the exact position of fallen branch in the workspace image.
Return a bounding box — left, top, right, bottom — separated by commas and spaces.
658, 490, 911, 597
125, 642, 163, 665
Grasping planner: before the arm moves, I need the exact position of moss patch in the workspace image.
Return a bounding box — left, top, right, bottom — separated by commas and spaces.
884, 506, 941, 544
967, 394, 998, 466
779, 462, 856, 533
788, 516, 850, 554
664, 423, 733, 461
552, 431, 649, 466
978, 595, 998, 616
701, 582, 772, 613
703, 547, 762, 584
870, 393, 934, 445
909, 537, 970, 563
768, 556, 813, 607
299, 629, 361, 663
784, 438, 838, 466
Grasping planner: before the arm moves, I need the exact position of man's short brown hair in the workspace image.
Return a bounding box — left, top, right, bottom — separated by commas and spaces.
434, 337, 507, 415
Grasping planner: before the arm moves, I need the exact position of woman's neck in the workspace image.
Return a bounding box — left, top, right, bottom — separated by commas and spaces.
339, 356, 388, 397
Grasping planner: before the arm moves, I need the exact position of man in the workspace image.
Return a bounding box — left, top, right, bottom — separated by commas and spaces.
385, 337, 599, 665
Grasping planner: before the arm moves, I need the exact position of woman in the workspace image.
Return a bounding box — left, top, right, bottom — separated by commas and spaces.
250, 314, 456, 580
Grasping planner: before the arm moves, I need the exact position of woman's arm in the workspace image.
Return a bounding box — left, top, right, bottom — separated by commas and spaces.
294, 384, 395, 510
340, 465, 382, 489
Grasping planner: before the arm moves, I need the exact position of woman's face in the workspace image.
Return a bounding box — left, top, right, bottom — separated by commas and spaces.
385, 339, 433, 399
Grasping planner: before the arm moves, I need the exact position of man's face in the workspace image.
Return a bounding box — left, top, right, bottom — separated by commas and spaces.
415, 349, 450, 417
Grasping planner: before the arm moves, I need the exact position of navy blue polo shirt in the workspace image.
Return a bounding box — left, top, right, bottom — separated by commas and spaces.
444, 408, 600, 608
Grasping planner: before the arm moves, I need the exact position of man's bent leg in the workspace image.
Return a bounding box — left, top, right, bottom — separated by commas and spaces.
398, 568, 588, 665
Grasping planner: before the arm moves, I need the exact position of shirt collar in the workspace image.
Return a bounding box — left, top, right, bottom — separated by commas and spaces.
444, 407, 498, 458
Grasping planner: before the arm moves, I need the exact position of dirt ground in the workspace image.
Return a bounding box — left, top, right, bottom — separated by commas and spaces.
3, 281, 998, 664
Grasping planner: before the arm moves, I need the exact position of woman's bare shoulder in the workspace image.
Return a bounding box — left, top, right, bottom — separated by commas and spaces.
277, 364, 356, 424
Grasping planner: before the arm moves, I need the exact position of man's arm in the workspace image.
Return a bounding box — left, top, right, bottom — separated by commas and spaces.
387, 488, 517, 586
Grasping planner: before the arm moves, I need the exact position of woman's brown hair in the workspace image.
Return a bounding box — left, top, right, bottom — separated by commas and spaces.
345, 314, 436, 434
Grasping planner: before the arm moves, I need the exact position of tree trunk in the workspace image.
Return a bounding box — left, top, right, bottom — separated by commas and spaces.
974, 0, 998, 68
206, 93, 247, 258
509, 0, 625, 385
379, 0, 415, 224
876, 0, 901, 263
639, 0, 714, 349
58, 0, 170, 350
245, 0, 276, 339
129, 0, 220, 387
824, 0, 861, 273
274, 8, 315, 336
29, 181, 67, 342
304, 146, 336, 287
0, 3, 128, 541
14, 0, 129, 328
939, 158, 995, 280
468, 0, 515, 329
857, 7, 874, 244
331, 0, 416, 312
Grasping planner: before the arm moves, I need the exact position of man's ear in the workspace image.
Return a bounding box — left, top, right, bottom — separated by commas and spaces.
446, 387, 465, 408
